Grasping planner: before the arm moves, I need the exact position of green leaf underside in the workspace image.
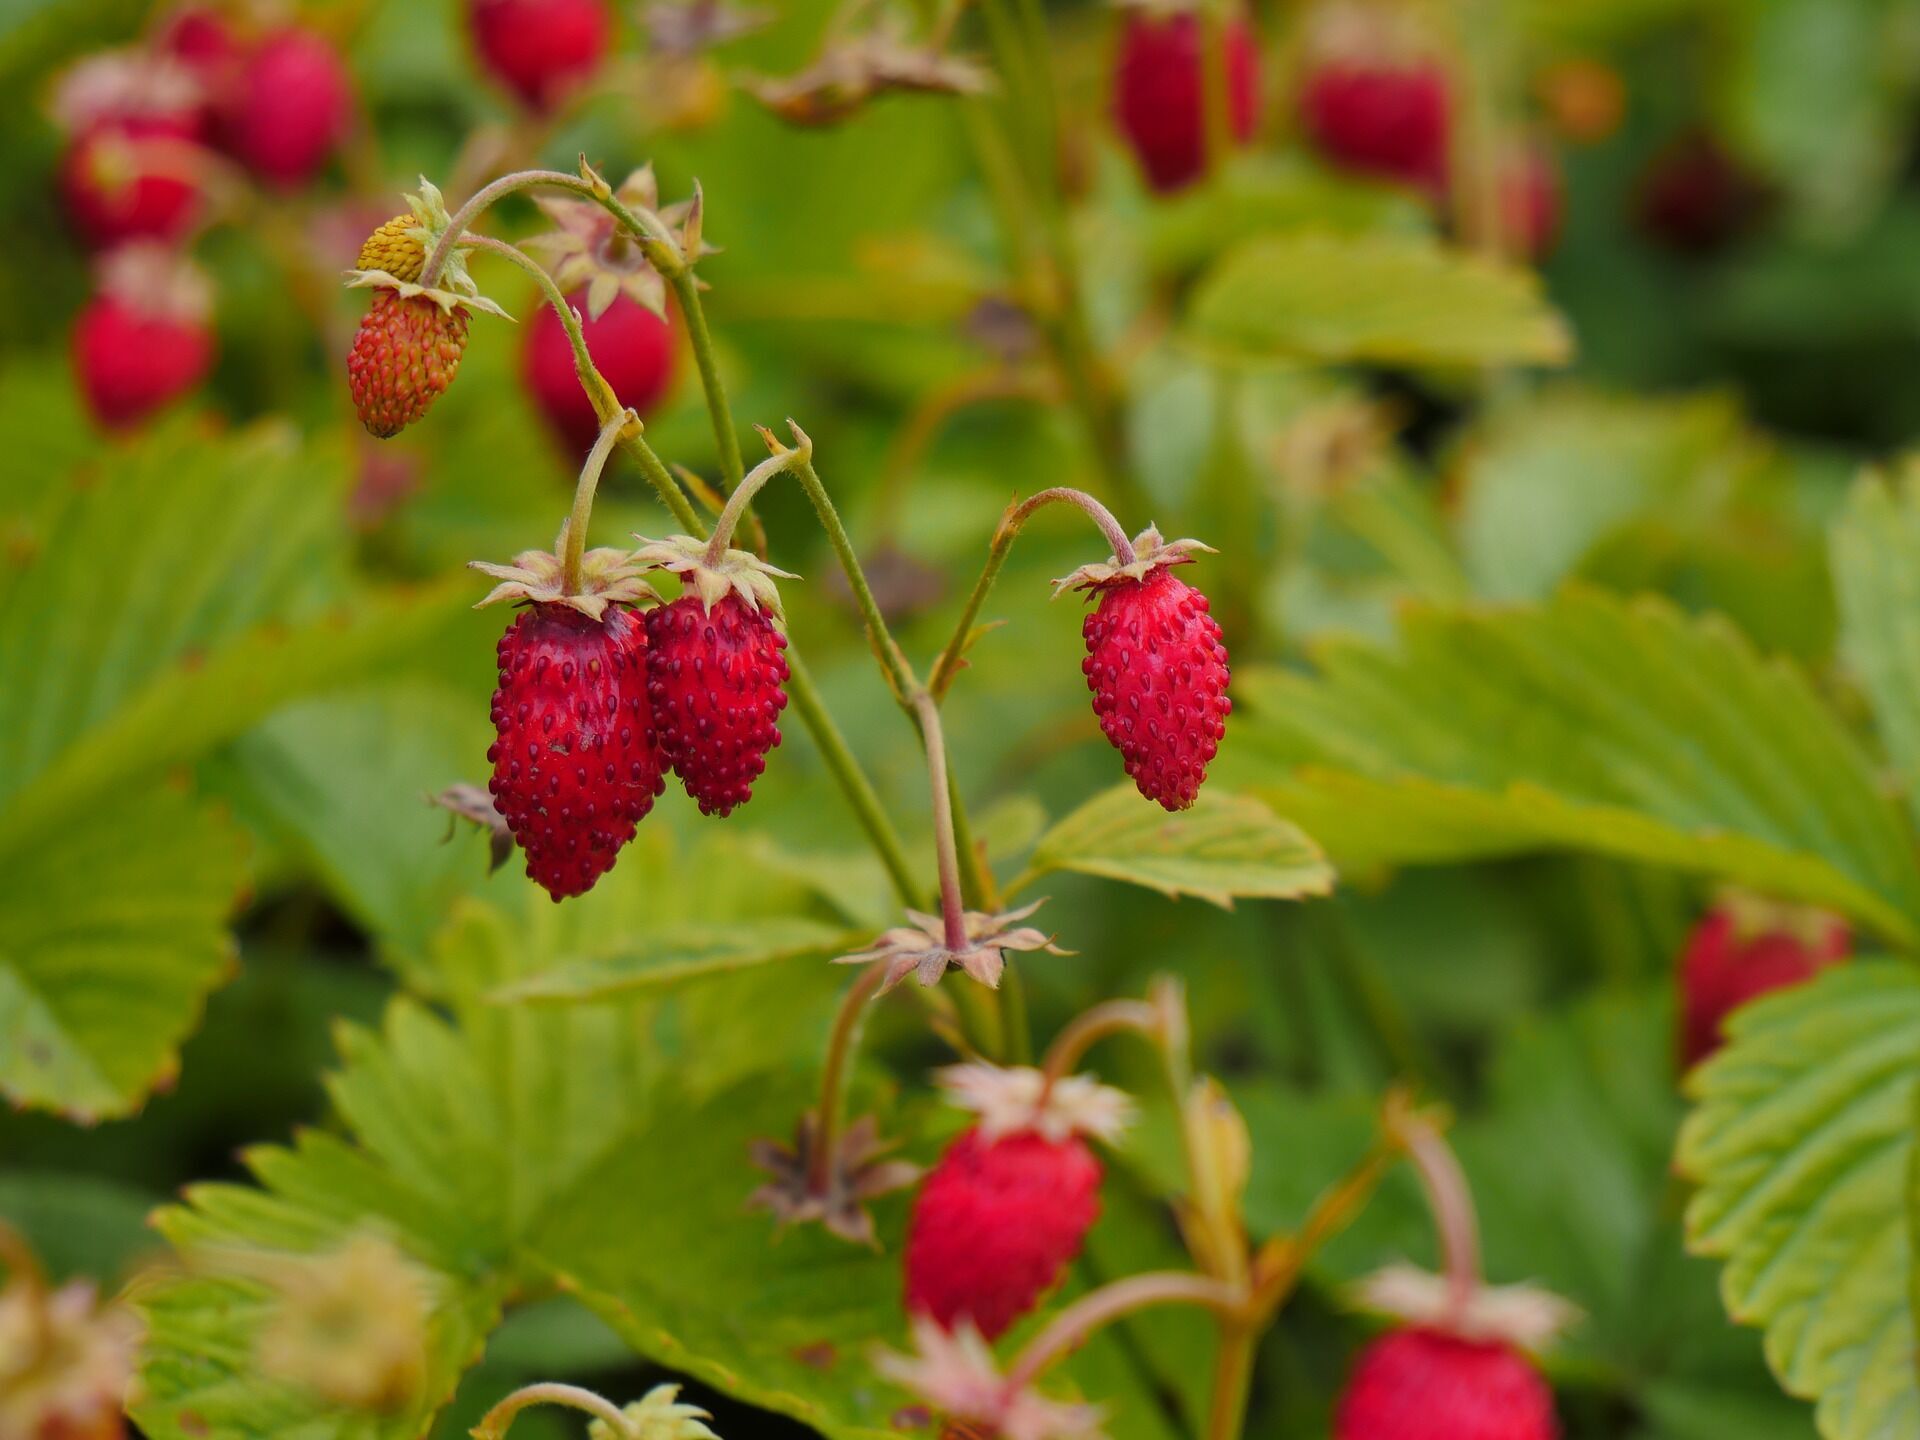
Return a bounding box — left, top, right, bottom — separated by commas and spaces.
1187, 231, 1573, 369
1227, 588, 1920, 942
1832, 469, 1920, 832
1678, 964, 1920, 1440
1013, 784, 1335, 908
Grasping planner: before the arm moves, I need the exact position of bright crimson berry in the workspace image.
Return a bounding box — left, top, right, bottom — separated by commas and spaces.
218, 27, 352, 187
487, 603, 665, 901
903, 1127, 1103, 1340
1336, 1329, 1558, 1440
1300, 57, 1451, 195
60, 117, 202, 248
523, 292, 675, 455
347, 290, 470, 439
1080, 564, 1230, 811
644, 594, 789, 817
1113, 8, 1261, 193
71, 247, 214, 430
155, 5, 245, 129
1679, 899, 1848, 1068
469, 0, 611, 111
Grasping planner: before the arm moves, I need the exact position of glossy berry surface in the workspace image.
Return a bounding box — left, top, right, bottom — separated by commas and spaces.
1335, 1329, 1559, 1440
347, 291, 470, 439
903, 1127, 1102, 1340
219, 27, 352, 187
523, 292, 674, 455
1679, 904, 1848, 1068
72, 293, 213, 430
1082, 566, 1230, 811
487, 603, 664, 901
1300, 59, 1451, 194
60, 116, 201, 249
1113, 10, 1261, 193
469, 0, 611, 111
644, 594, 789, 817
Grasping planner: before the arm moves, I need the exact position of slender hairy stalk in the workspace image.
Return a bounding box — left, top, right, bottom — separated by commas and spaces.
669, 271, 746, 489
1040, 998, 1161, 1084
1402, 1112, 1481, 1318
1206, 1323, 1258, 1440
914, 692, 968, 952
471, 1382, 631, 1440
1003, 1273, 1243, 1391
790, 453, 920, 702
703, 439, 807, 564
562, 413, 633, 593
422, 168, 592, 287
807, 961, 890, 1192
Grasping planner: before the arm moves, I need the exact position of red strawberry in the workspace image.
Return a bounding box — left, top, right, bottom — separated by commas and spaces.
1679, 898, 1848, 1068
1080, 562, 1230, 811
524, 291, 675, 455
347, 290, 470, 439
1500, 138, 1563, 260
469, 0, 611, 112
644, 593, 789, 816
1300, 57, 1452, 195
1113, 8, 1261, 193
903, 1126, 1102, 1340
487, 603, 665, 901
155, 6, 245, 128
219, 27, 352, 187
72, 246, 214, 430
54, 54, 206, 248
1335, 1328, 1558, 1440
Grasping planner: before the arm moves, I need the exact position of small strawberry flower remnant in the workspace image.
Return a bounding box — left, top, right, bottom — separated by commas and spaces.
1679, 891, 1847, 1068
1112, 3, 1262, 193
72, 243, 215, 430
469, 0, 612, 113
0, 1237, 141, 1440
747, 1112, 921, 1247
876, 1317, 1107, 1440
249, 1233, 431, 1414
834, 901, 1068, 992
1060, 526, 1230, 812
584, 1383, 720, 1440
525, 165, 697, 322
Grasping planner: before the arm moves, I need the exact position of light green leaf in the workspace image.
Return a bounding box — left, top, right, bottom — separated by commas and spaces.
1011, 784, 1334, 908
493, 917, 855, 1003
1678, 963, 1920, 1440
1832, 466, 1920, 828
1187, 232, 1573, 369
1226, 589, 1920, 942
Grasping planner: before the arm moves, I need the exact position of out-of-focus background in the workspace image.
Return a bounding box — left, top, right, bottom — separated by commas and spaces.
5, 0, 1920, 1436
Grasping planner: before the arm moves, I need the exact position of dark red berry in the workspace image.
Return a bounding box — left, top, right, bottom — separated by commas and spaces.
469, 0, 611, 111
1300, 58, 1452, 195
1081, 566, 1230, 811
1113, 9, 1261, 193
644, 594, 789, 817
523, 292, 675, 455
487, 603, 665, 901
1679, 902, 1848, 1068
218, 27, 352, 187
1336, 1329, 1558, 1440
904, 1127, 1103, 1340
72, 290, 213, 430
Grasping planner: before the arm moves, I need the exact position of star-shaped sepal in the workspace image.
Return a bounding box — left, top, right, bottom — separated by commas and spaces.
832, 900, 1069, 993
937, 1062, 1134, 1144
470, 515, 659, 622
1052, 524, 1217, 597
1346, 1264, 1583, 1355
527, 163, 716, 319
746, 1112, 920, 1247
344, 177, 511, 319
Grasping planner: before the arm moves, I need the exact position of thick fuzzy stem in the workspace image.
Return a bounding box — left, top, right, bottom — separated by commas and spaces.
807, 961, 890, 1193
562, 413, 632, 595
471, 1382, 633, 1440
1003, 1272, 1243, 1392
913, 692, 969, 954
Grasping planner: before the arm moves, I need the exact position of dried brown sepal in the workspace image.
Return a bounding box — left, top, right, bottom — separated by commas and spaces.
1348, 1264, 1583, 1355
744, 29, 990, 127
428, 783, 515, 874
644, 0, 773, 56
629, 534, 796, 621
1052, 524, 1217, 597
469, 516, 659, 620
525, 164, 713, 321
833, 900, 1069, 993
747, 1113, 920, 1247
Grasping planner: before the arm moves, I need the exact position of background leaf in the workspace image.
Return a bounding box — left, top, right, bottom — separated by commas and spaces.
1832, 466, 1920, 827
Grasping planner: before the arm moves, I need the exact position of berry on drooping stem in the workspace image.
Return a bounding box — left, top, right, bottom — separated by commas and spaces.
1678, 892, 1847, 1069
468, 0, 612, 112
1112, 3, 1262, 193
216, 25, 353, 188
72, 243, 215, 430
1296, 1, 1452, 197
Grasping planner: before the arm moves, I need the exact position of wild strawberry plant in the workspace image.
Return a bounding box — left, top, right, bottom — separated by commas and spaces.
5, 3, 1920, 1440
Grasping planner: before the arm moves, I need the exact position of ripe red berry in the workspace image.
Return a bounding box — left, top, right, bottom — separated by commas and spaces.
1500, 139, 1563, 260
156, 5, 245, 129
524, 292, 675, 455
1336, 1328, 1558, 1440
72, 247, 214, 430
487, 603, 665, 901
1113, 8, 1261, 193
60, 118, 202, 249
1679, 900, 1848, 1068
218, 27, 352, 187
644, 594, 789, 817
903, 1127, 1102, 1340
469, 0, 611, 112
347, 290, 470, 439
1300, 57, 1451, 195
1081, 565, 1230, 811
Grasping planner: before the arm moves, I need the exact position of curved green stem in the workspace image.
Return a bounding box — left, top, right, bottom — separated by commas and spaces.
423, 168, 593, 287
563, 412, 633, 593
1003, 1272, 1244, 1392
1041, 998, 1161, 1085
807, 961, 889, 1192
471, 1382, 631, 1440
790, 452, 920, 703
670, 271, 747, 490
705, 435, 805, 564
913, 691, 968, 953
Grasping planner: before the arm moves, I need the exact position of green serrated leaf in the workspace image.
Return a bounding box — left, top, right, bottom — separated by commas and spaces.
1010, 784, 1334, 908
1187, 232, 1573, 369
1226, 589, 1920, 942
1833, 466, 1920, 828
1678, 963, 1920, 1440
493, 917, 855, 1003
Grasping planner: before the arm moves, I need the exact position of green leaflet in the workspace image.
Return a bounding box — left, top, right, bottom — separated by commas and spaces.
1226, 588, 1920, 942
1832, 467, 1920, 830
1678, 964, 1920, 1440
1011, 783, 1335, 909
1186, 231, 1573, 369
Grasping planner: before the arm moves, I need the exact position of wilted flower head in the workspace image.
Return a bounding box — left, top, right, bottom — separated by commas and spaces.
936, 1063, 1133, 1144
747, 1112, 920, 1247
875, 1317, 1106, 1440
834, 900, 1067, 993
526, 165, 710, 320
744, 23, 989, 127
0, 1265, 141, 1440
643, 0, 772, 56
